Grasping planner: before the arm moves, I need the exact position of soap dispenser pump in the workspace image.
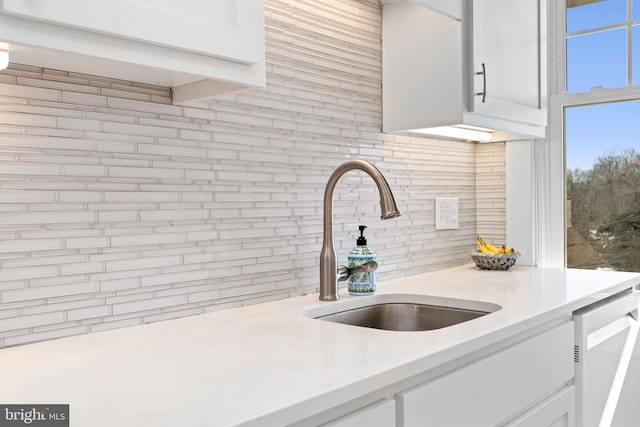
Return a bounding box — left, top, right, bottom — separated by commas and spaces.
348, 225, 376, 295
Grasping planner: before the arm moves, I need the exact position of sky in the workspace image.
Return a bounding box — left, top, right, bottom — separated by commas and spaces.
565, 101, 640, 170
564, 0, 640, 170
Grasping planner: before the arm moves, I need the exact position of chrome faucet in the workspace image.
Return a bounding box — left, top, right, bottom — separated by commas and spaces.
319, 160, 401, 301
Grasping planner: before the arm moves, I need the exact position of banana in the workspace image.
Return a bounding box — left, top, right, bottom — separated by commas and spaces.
476, 237, 494, 254
483, 242, 501, 254
476, 235, 500, 253
477, 245, 493, 255
476, 235, 516, 255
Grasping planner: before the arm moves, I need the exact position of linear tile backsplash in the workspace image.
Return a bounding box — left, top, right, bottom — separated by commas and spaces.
0, 0, 506, 347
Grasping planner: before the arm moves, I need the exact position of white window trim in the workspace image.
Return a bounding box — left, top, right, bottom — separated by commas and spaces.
511, 0, 640, 267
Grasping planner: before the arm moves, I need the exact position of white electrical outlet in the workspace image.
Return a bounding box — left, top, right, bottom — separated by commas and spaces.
435, 197, 459, 230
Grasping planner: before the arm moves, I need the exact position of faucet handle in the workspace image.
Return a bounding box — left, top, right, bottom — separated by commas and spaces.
337, 261, 378, 282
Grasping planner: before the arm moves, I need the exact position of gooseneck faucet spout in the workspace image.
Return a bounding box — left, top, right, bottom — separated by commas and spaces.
319, 160, 401, 301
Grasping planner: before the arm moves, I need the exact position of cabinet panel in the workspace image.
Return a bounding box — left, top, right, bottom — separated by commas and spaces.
469, 0, 547, 126
612, 320, 640, 426
382, 1, 462, 133
322, 399, 395, 427
2, 0, 262, 64
381, 0, 546, 141
397, 323, 574, 427
0, 0, 265, 103
505, 386, 575, 427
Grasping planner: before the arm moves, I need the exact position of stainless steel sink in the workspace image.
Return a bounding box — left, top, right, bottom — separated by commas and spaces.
304, 294, 501, 332
316, 303, 491, 331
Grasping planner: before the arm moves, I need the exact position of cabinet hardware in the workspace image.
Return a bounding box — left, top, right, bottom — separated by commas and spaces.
475, 63, 486, 103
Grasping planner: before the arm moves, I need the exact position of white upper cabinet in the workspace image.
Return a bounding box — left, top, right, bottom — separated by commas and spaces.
469, 0, 547, 128
382, 0, 546, 142
0, 0, 265, 104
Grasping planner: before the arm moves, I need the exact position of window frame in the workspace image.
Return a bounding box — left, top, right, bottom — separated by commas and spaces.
508, 0, 640, 268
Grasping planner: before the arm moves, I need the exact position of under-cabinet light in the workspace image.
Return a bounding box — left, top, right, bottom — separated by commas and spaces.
411, 125, 493, 142
0, 49, 8, 70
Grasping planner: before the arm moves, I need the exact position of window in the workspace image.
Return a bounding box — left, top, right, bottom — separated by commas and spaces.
566, 0, 640, 91
561, 0, 640, 271
565, 101, 640, 270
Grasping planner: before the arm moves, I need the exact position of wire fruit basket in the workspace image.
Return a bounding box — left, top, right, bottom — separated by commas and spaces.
469, 251, 520, 270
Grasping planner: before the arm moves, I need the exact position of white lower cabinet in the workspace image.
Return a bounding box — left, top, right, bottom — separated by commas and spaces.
302, 322, 575, 427
322, 399, 396, 427
396, 323, 574, 426
505, 386, 575, 427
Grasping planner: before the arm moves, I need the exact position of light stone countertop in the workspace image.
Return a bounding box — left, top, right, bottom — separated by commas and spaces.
1, 264, 639, 426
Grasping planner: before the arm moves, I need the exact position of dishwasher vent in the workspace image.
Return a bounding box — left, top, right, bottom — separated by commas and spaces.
574, 344, 581, 363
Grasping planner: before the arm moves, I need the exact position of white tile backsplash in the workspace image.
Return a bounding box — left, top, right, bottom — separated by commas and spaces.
0, 0, 506, 347
476, 142, 508, 245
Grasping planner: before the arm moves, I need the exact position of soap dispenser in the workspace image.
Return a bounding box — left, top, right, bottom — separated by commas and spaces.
348, 225, 376, 295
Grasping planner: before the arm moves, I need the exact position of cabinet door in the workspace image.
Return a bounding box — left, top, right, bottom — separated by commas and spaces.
611, 318, 640, 426
469, 0, 546, 127
382, 1, 463, 133
322, 399, 396, 427
505, 386, 575, 427
1, 0, 262, 64
397, 323, 574, 427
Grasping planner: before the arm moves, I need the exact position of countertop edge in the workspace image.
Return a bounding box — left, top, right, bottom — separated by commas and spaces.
238, 268, 640, 426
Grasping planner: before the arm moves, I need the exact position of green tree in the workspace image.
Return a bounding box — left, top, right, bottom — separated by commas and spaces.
567, 149, 640, 271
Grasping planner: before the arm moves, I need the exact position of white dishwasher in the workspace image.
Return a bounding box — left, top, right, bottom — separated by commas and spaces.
574, 288, 640, 427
